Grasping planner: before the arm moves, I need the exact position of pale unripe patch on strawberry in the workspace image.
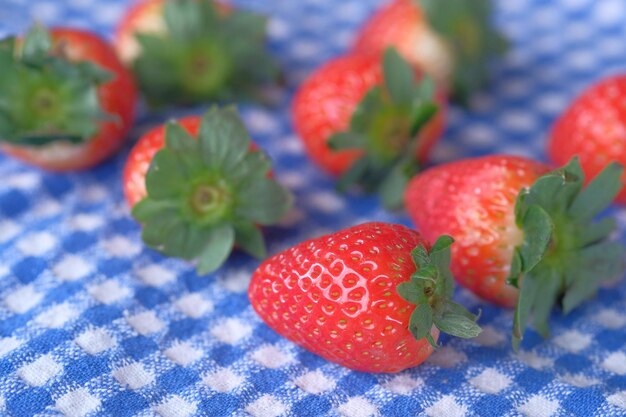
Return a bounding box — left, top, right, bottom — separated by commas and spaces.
409, 25, 453, 87
116, 0, 166, 64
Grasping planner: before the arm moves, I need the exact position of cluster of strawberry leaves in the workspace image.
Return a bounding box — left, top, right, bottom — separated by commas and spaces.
132, 0, 279, 106
329, 48, 438, 210
0, 25, 112, 146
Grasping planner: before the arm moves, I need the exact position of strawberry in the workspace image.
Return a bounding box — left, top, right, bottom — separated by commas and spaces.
114, 0, 278, 106
548, 75, 626, 204
248, 222, 481, 373
353, 0, 508, 101
292, 48, 446, 209
405, 155, 624, 348
0, 25, 136, 171
123, 106, 293, 274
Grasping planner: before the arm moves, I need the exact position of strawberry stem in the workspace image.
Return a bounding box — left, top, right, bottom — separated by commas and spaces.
397, 235, 482, 348
0, 25, 112, 146
508, 157, 625, 350
329, 48, 439, 210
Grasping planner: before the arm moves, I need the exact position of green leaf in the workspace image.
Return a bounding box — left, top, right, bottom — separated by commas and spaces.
383, 47, 415, 104
576, 217, 616, 247
439, 300, 479, 322
418, 0, 508, 102
235, 178, 292, 224
234, 221, 267, 259
528, 266, 560, 339
512, 273, 539, 351
431, 235, 455, 255
378, 159, 417, 210
414, 76, 435, 102
397, 281, 423, 305
21, 24, 52, 65
327, 132, 366, 151
434, 313, 482, 339
165, 121, 198, 152
336, 157, 370, 192
568, 161, 623, 222
408, 303, 434, 342
562, 241, 625, 313
144, 149, 187, 200
199, 106, 251, 171
196, 223, 235, 275
408, 102, 438, 137
517, 205, 553, 273
131, 198, 179, 223
507, 248, 523, 287
228, 151, 272, 185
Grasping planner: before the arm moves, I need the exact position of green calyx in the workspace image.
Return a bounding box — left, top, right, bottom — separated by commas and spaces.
328, 47, 438, 210
132, 105, 293, 275
0, 25, 112, 146
132, 0, 279, 106
417, 0, 508, 103
508, 157, 625, 351
397, 235, 482, 348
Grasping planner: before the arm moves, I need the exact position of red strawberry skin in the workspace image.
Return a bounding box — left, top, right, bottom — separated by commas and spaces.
548, 75, 626, 204
1, 28, 137, 171
248, 222, 438, 373
292, 52, 446, 176
353, 0, 452, 88
405, 156, 550, 307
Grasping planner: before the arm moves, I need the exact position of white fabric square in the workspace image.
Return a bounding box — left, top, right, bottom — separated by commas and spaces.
16, 232, 56, 255
560, 373, 599, 387
203, 368, 244, 393
608, 391, 626, 410
517, 396, 560, 417
337, 397, 377, 417
102, 235, 141, 257
35, 303, 78, 328
69, 214, 104, 231
136, 265, 176, 287
603, 352, 626, 375
0, 221, 20, 243
154, 395, 197, 417
210, 319, 252, 345
89, 280, 131, 304
17, 354, 62, 386
56, 388, 101, 417
425, 396, 467, 417
5, 285, 43, 314
518, 351, 553, 370
252, 345, 292, 369
594, 309, 626, 329
164, 341, 203, 366
113, 362, 154, 389
126, 311, 164, 335
553, 330, 592, 353
427, 346, 467, 368
6, 172, 38, 190
383, 374, 422, 395
75, 328, 116, 355
53, 256, 94, 281
294, 370, 335, 394
0, 337, 22, 357
470, 368, 512, 394
219, 268, 252, 293
245, 395, 287, 417
472, 325, 505, 346
175, 293, 213, 318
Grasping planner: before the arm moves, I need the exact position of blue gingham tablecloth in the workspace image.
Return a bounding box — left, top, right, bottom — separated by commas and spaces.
1, 0, 626, 416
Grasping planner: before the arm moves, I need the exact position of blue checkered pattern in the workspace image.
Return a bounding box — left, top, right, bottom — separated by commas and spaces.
1, 0, 626, 416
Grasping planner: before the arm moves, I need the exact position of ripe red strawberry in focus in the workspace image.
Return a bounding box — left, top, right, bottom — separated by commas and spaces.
0, 26, 136, 171
248, 222, 481, 373
293, 49, 446, 209
406, 156, 549, 308
353, 0, 508, 101
123, 106, 292, 274
548, 75, 626, 204
405, 155, 624, 348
